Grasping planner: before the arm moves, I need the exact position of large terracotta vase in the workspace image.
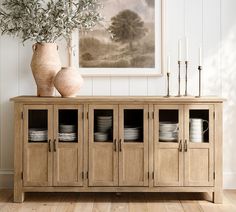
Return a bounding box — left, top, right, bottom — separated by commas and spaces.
31, 43, 61, 97
54, 67, 84, 97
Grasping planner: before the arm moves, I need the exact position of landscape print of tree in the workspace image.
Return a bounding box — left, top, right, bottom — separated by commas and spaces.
79, 0, 155, 68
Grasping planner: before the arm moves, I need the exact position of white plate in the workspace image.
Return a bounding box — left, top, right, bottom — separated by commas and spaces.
160, 122, 178, 126
97, 116, 112, 120
97, 120, 112, 123
29, 137, 48, 141
97, 124, 112, 127
159, 137, 177, 142
124, 133, 139, 136
124, 137, 139, 140
94, 132, 109, 141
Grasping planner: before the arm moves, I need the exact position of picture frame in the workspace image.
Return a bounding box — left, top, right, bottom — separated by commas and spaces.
69, 0, 165, 77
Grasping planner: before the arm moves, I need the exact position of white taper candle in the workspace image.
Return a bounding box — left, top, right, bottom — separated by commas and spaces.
199, 47, 202, 66
178, 40, 182, 61
167, 56, 171, 74
185, 37, 189, 61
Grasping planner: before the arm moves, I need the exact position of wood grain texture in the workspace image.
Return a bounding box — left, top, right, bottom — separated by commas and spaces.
10, 96, 225, 103
88, 105, 119, 187
2, 190, 236, 212
118, 105, 149, 187
23, 105, 53, 187
22, 186, 215, 193
213, 103, 223, 203
184, 105, 214, 187
12, 97, 223, 204
153, 105, 184, 187
13, 103, 24, 203
53, 105, 84, 187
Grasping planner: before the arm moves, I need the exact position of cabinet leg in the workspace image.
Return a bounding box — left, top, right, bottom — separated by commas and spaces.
14, 190, 25, 203
213, 191, 223, 204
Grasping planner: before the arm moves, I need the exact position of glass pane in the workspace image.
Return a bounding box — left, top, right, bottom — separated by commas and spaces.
28, 110, 48, 143
159, 110, 179, 143
189, 110, 209, 143
94, 109, 113, 142
124, 109, 143, 142
58, 109, 78, 143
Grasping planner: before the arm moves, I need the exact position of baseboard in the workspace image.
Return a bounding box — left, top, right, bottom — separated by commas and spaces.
0, 169, 13, 189
223, 172, 236, 189
0, 170, 236, 189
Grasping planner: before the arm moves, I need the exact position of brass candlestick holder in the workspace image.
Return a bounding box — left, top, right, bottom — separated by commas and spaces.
184, 61, 188, 96
196, 65, 202, 98
165, 72, 170, 97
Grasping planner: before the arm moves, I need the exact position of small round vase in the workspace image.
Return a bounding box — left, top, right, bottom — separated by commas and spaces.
54, 67, 84, 97
31, 43, 61, 97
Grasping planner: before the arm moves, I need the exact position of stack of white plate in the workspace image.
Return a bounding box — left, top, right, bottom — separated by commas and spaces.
59, 124, 77, 141
59, 124, 76, 133
29, 128, 48, 141
94, 132, 108, 142
59, 132, 77, 141
124, 127, 140, 141
97, 116, 112, 132
159, 122, 178, 142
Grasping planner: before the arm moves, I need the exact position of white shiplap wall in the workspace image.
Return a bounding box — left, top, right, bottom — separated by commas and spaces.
1, 0, 236, 188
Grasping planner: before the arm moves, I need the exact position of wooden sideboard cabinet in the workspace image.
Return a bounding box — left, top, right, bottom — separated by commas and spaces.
11, 96, 223, 203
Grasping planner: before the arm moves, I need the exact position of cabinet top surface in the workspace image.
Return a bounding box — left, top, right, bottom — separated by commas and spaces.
10, 96, 225, 103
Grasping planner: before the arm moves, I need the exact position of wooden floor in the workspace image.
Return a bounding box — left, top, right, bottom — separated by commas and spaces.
1, 190, 236, 212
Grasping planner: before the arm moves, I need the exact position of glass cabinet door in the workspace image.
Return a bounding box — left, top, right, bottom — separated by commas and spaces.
23, 105, 53, 186
93, 109, 114, 143
119, 105, 149, 187
88, 105, 118, 186
53, 105, 83, 186
153, 105, 184, 187
184, 105, 214, 186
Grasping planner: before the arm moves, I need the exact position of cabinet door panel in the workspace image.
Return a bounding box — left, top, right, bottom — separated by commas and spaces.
119, 105, 148, 186
153, 105, 184, 187
187, 148, 210, 182
155, 148, 181, 185
88, 105, 118, 186
55, 144, 82, 186
25, 145, 51, 185
119, 144, 146, 186
184, 105, 214, 186
53, 105, 83, 186
23, 105, 53, 187
90, 144, 115, 186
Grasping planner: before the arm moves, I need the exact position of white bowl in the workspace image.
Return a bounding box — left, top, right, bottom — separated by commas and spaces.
59, 125, 76, 133
94, 132, 108, 141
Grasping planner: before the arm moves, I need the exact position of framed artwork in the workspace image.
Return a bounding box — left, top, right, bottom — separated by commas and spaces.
70, 0, 165, 76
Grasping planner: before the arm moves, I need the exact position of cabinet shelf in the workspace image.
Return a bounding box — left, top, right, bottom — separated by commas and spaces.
28, 140, 48, 143
58, 140, 78, 143
94, 140, 113, 143
124, 140, 143, 143
159, 139, 178, 143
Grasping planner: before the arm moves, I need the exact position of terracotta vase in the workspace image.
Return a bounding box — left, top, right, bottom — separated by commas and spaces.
54, 67, 84, 97
31, 43, 61, 97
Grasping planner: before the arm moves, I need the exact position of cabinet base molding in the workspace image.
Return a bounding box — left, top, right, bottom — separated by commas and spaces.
23, 186, 215, 193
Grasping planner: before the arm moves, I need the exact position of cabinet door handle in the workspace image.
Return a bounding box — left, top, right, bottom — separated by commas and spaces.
179, 140, 182, 152
184, 140, 187, 152
53, 139, 57, 152
119, 139, 122, 152
48, 139, 51, 152
113, 139, 117, 152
